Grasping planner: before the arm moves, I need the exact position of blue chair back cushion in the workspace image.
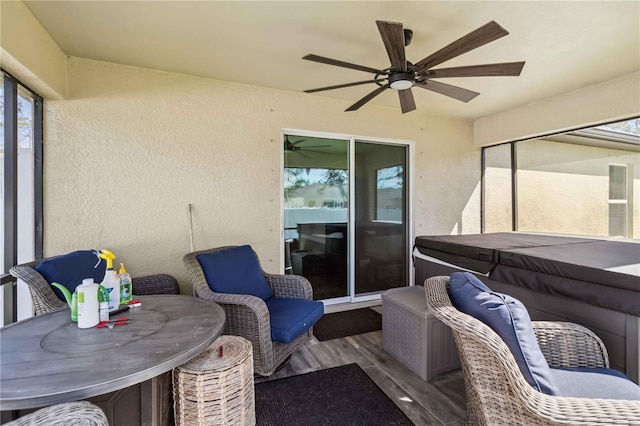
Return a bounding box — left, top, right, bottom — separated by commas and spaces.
197, 246, 274, 301
265, 298, 324, 343
448, 272, 559, 395
550, 367, 640, 400
35, 250, 106, 301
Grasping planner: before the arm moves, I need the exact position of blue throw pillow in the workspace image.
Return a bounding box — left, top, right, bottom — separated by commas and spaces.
35, 250, 106, 301
448, 272, 559, 395
197, 245, 274, 301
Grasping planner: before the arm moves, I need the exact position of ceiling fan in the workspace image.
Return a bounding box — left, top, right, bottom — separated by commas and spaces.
284, 135, 331, 159
302, 20, 525, 114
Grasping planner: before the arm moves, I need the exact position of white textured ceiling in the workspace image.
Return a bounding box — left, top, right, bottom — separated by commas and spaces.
24, 1, 640, 120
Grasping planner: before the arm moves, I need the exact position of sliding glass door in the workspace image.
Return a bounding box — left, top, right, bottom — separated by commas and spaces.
353, 141, 408, 297
283, 131, 411, 303
283, 135, 350, 300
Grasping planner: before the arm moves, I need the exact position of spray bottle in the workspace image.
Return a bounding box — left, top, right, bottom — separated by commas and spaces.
119, 263, 133, 304
98, 249, 120, 311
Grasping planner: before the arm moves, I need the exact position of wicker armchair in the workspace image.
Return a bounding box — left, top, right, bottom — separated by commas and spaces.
9, 256, 180, 316
6, 401, 108, 426
184, 246, 317, 376
131, 273, 180, 296
424, 276, 640, 426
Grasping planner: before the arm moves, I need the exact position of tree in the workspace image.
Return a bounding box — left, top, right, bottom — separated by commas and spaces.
0, 86, 34, 151
597, 118, 639, 136
283, 168, 310, 201
17, 97, 34, 149
377, 165, 403, 189
318, 169, 348, 202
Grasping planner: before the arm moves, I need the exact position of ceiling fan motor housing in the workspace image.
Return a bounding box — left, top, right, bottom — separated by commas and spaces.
389, 72, 415, 90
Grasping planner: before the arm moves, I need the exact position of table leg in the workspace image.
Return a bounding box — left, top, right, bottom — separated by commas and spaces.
141, 373, 173, 426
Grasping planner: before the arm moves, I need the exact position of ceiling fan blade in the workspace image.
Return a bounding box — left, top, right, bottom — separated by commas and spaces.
294, 150, 310, 159
305, 79, 380, 93
427, 61, 525, 78
346, 84, 390, 111
398, 89, 416, 114
414, 21, 509, 72
376, 21, 407, 71
415, 80, 479, 103
303, 54, 386, 75
289, 138, 306, 146
302, 149, 332, 154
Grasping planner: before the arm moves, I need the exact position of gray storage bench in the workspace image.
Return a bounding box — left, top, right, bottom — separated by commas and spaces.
382, 286, 460, 381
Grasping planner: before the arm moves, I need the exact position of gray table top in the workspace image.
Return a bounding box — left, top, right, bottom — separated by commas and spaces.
0, 295, 225, 410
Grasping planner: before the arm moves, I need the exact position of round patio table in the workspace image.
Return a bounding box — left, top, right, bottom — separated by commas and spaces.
0, 295, 225, 411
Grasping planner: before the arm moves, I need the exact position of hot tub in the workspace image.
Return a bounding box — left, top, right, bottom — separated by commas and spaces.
414, 232, 640, 382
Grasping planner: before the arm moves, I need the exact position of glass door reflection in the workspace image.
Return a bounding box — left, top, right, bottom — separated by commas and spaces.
354, 141, 408, 296
283, 135, 349, 300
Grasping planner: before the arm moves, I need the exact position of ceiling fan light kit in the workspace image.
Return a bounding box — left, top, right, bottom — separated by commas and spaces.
303, 20, 526, 114
389, 73, 414, 90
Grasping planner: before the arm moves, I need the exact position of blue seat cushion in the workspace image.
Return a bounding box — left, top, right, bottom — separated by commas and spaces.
550, 367, 640, 400
197, 246, 273, 301
448, 272, 559, 395
34, 250, 106, 301
265, 298, 324, 343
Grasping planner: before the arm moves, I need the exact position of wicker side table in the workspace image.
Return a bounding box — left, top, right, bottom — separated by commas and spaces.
173, 335, 255, 426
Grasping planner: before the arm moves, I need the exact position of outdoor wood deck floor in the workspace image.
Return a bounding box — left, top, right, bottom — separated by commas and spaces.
254, 330, 466, 425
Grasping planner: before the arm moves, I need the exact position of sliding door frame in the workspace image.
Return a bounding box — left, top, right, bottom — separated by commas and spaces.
281, 128, 414, 306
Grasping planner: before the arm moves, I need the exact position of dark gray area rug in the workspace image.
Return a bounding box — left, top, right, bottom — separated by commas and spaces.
313, 308, 382, 341
255, 363, 413, 425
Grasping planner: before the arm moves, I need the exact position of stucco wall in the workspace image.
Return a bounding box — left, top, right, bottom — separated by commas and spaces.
484, 143, 512, 233
0, 0, 67, 99
517, 139, 640, 238
484, 139, 640, 238
44, 57, 477, 293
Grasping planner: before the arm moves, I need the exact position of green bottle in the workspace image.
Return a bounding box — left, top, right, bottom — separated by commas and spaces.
119, 263, 133, 304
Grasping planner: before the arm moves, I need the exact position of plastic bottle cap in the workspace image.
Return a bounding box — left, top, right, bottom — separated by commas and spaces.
98, 249, 116, 269
119, 262, 127, 274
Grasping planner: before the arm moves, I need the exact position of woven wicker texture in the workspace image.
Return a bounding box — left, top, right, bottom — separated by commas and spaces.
6, 401, 108, 426
132, 273, 180, 295
9, 256, 179, 316
183, 246, 313, 376
173, 335, 255, 426
424, 276, 640, 426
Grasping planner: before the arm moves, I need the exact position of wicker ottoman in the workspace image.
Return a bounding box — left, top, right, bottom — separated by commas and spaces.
173, 335, 255, 426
